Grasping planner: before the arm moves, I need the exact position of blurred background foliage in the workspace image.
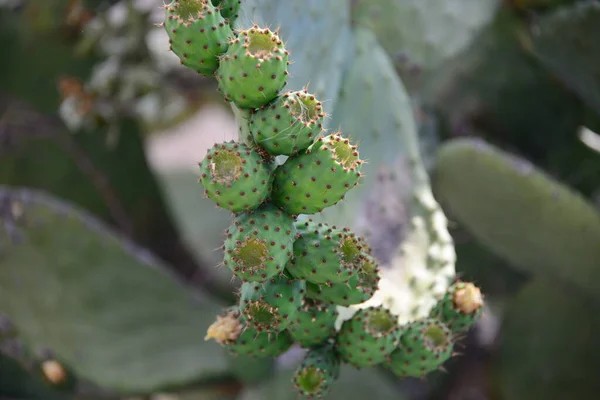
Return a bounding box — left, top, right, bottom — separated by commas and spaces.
1, 0, 599, 399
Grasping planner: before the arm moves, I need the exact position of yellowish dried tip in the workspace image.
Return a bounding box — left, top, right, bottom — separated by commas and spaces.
204, 312, 243, 344
42, 360, 67, 385
454, 283, 484, 314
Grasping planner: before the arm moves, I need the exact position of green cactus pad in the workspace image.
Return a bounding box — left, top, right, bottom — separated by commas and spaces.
198, 140, 273, 213
430, 281, 484, 334
306, 253, 380, 306
293, 344, 341, 399
238, 274, 306, 333
216, 24, 289, 109
206, 307, 293, 358
286, 219, 369, 284
212, 0, 241, 22
433, 138, 600, 301
335, 306, 402, 368
271, 133, 364, 215
386, 318, 454, 378
287, 298, 338, 348
164, 0, 233, 76
248, 89, 326, 156
223, 204, 296, 282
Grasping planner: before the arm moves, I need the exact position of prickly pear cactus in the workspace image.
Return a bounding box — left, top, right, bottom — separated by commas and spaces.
433, 137, 600, 300
162, 1, 485, 397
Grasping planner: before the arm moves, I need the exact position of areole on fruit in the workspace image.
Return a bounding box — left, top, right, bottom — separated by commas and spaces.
209, 148, 243, 184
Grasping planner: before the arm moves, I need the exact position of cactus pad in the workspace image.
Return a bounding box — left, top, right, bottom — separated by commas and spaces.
293, 344, 341, 399
335, 306, 402, 368
248, 89, 325, 156
433, 137, 600, 300
198, 141, 272, 213
287, 298, 338, 348
271, 133, 364, 215
223, 204, 295, 282
206, 307, 293, 357
238, 274, 306, 333
430, 281, 484, 334
386, 318, 454, 378
216, 24, 290, 109
164, 0, 233, 76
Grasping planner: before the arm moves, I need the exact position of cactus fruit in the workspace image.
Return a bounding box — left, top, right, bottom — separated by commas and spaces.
216, 24, 290, 109
430, 281, 484, 334
205, 307, 293, 357
386, 318, 454, 378
222, 204, 295, 282
305, 253, 380, 306
286, 219, 370, 284
287, 298, 338, 348
238, 274, 306, 333
271, 133, 364, 215
293, 344, 341, 399
248, 89, 326, 156
198, 141, 273, 213
212, 0, 241, 23
163, 0, 233, 76
335, 306, 403, 368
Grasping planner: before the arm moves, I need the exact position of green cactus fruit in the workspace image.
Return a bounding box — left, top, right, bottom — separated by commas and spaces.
212, 0, 241, 22
238, 274, 306, 333
306, 253, 380, 306
286, 219, 369, 284
386, 318, 454, 378
216, 24, 290, 109
247, 89, 326, 156
223, 204, 296, 282
198, 140, 273, 213
287, 298, 338, 348
163, 0, 233, 76
335, 306, 402, 368
430, 281, 484, 334
205, 307, 293, 357
293, 344, 341, 399
271, 133, 364, 215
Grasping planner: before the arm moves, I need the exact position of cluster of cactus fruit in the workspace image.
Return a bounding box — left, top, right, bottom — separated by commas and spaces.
162, 0, 484, 397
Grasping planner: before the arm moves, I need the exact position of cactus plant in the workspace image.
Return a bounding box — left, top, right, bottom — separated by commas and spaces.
0, 186, 230, 392
184, 3, 484, 397
433, 137, 600, 300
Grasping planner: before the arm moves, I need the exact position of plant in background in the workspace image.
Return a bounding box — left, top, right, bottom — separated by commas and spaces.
7, 0, 599, 399
160, 0, 484, 397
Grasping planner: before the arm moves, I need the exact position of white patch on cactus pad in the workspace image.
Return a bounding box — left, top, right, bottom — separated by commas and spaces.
335, 187, 456, 330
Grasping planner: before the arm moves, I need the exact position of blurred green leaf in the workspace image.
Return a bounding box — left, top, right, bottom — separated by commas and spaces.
351, 0, 500, 71
0, 186, 229, 394
493, 279, 600, 399
528, 1, 600, 115
433, 137, 600, 300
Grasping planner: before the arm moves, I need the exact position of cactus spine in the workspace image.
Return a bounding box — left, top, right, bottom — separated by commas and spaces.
165, 2, 484, 397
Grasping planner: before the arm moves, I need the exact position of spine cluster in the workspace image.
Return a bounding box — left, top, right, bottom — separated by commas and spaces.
163, 1, 484, 397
